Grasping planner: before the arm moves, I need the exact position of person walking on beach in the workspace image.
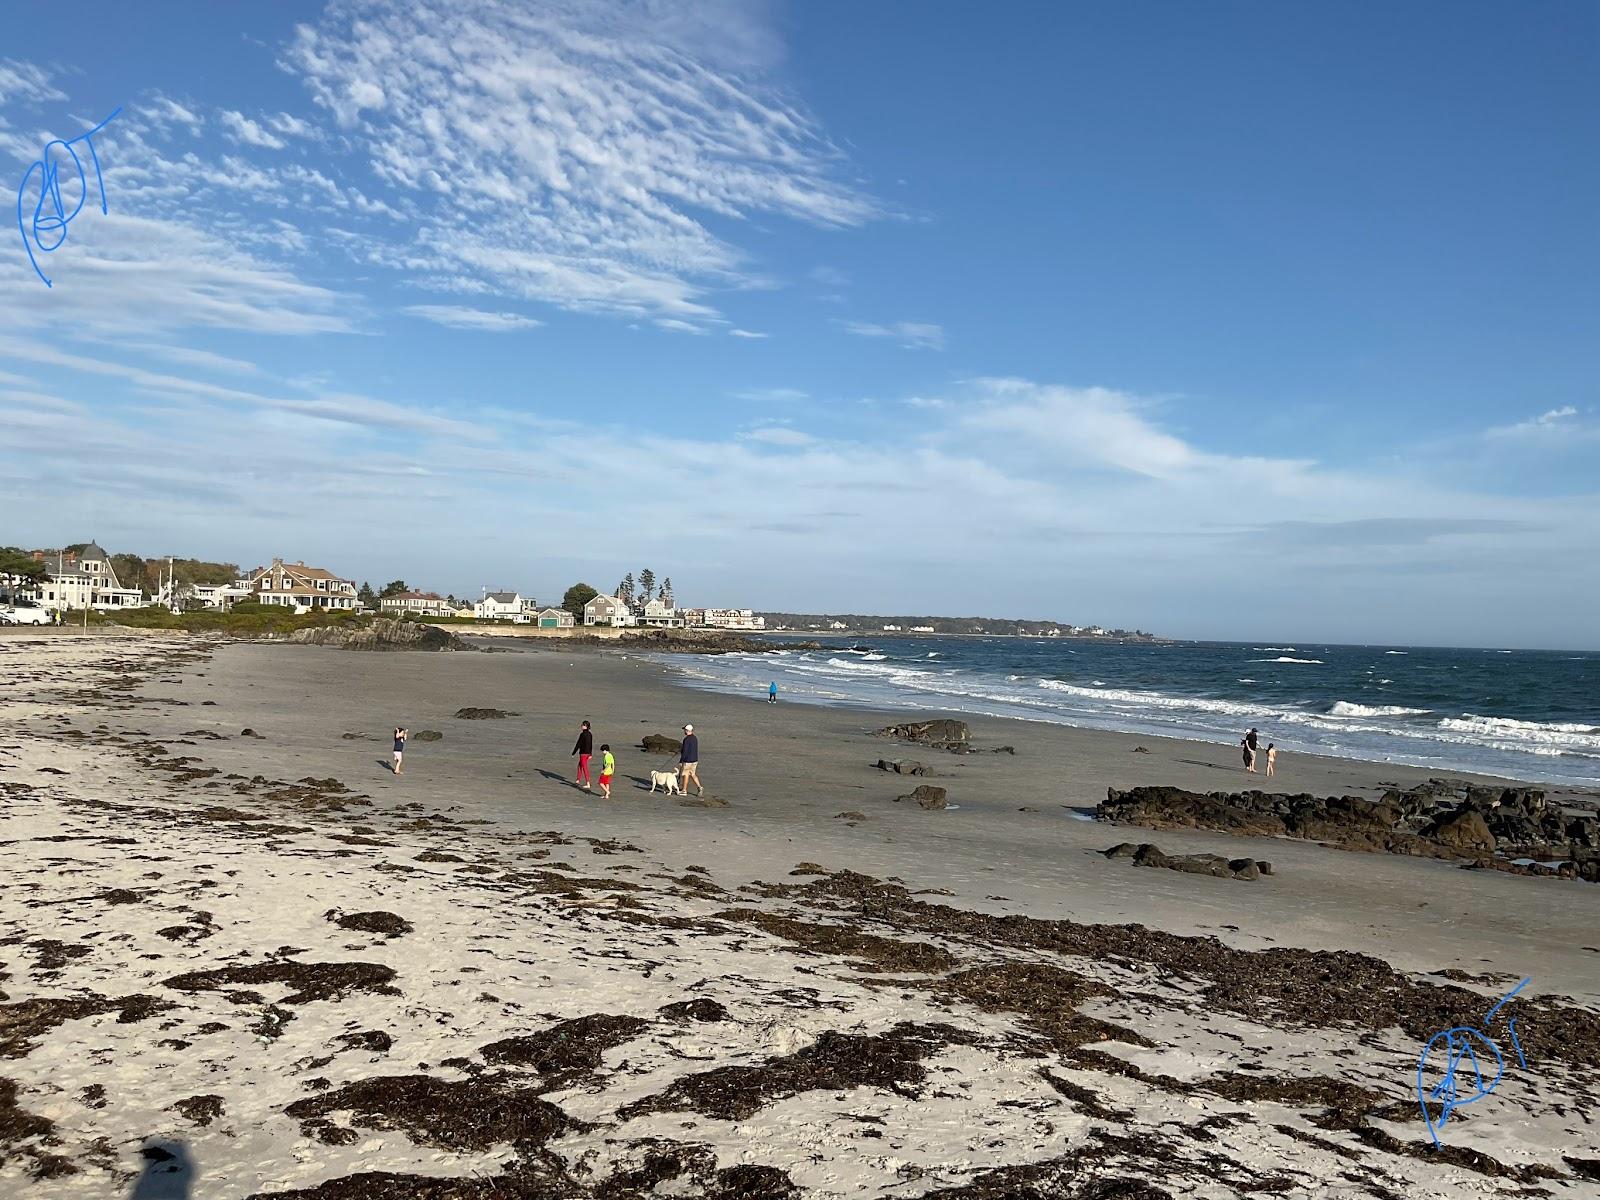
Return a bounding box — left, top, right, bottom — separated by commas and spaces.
572, 720, 594, 790
598, 744, 616, 800
392, 726, 407, 776
1243, 727, 1260, 773
1265, 743, 1277, 778
678, 724, 704, 796
768, 680, 779, 704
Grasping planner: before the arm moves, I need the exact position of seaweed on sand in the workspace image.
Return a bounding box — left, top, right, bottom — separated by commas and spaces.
619, 1021, 982, 1122
715, 907, 957, 974
161, 961, 397, 1005
480, 1014, 651, 1090
284, 1074, 574, 1151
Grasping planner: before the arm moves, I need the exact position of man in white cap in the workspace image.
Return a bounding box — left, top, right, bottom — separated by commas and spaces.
678, 723, 703, 796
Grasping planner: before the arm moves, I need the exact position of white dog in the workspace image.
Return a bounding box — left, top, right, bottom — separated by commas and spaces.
649, 769, 681, 795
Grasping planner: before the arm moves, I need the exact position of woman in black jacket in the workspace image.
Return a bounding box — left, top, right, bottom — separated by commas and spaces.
572, 720, 594, 789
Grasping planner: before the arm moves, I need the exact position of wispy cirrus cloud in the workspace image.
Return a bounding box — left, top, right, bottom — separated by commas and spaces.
839, 319, 946, 350
402, 304, 543, 332
278, 0, 880, 326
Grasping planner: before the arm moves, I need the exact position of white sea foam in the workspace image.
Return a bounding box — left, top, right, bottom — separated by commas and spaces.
860, 653, 887, 661
1249, 656, 1325, 664
1329, 702, 1431, 718
1384, 650, 1407, 655
1256, 646, 1297, 652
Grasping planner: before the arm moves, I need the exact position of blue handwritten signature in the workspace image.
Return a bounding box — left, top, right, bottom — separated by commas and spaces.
16, 106, 122, 287
1415, 976, 1531, 1147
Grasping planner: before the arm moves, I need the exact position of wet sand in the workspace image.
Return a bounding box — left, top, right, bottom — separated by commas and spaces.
2, 631, 1597, 1198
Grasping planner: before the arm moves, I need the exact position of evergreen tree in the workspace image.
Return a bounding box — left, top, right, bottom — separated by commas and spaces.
358, 582, 376, 607
637, 568, 656, 605
378, 579, 409, 598
618, 572, 635, 605
659, 577, 673, 604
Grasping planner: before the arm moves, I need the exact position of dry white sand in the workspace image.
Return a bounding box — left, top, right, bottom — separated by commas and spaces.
2, 631, 1597, 1198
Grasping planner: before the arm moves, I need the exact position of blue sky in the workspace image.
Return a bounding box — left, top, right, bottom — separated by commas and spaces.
2, 0, 1596, 647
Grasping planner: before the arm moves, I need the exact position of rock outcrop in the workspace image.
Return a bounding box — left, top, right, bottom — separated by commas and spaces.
877, 720, 971, 752
272, 619, 475, 652
1098, 781, 1600, 880
897, 785, 948, 810
641, 734, 683, 755
875, 759, 928, 776
1103, 842, 1271, 881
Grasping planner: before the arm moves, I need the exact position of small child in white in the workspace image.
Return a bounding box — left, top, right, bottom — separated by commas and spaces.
392, 726, 407, 775
1265, 743, 1277, 778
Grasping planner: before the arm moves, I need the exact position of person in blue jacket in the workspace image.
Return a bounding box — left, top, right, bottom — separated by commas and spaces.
768, 680, 778, 704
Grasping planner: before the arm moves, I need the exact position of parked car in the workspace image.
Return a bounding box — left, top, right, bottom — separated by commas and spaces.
0, 601, 54, 626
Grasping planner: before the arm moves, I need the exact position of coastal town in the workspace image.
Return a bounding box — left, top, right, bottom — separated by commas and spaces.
0, 542, 767, 632
0, 543, 1155, 639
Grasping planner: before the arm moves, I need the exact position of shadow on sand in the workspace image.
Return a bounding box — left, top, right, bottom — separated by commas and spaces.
130, 1139, 194, 1199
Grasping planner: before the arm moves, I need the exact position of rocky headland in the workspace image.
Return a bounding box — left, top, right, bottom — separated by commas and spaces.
1099, 780, 1600, 881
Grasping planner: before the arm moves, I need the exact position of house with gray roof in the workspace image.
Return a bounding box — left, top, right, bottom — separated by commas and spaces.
34, 542, 144, 612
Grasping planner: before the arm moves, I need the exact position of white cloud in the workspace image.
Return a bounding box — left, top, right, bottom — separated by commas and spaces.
729, 328, 769, 339
0, 213, 354, 336
839, 320, 946, 350
1486, 406, 1590, 440
266, 111, 318, 139
402, 304, 543, 331
741, 426, 815, 446
279, 0, 879, 325
219, 109, 286, 149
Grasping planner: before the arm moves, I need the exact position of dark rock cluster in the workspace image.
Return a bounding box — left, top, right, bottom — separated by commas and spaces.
1102, 842, 1272, 881
1099, 781, 1599, 880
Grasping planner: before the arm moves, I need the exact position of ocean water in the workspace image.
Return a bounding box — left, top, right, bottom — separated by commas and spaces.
655, 637, 1600, 787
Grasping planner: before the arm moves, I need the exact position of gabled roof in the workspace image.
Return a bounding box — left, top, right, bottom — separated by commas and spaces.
585, 593, 623, 609
384, 591, 445, 602
482, 591, 521, 604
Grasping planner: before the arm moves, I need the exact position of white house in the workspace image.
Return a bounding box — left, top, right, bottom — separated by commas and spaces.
474, 591, 536, 622
828, 620, 849, 630
701, 608, 765, 630
639, 597, 685, 628
583, 594, 635, 627
380, 590, 452, 617
191, 581, 253, 610
246, 559, 359, 612
882, 624, 902, 632
33, 543, 144, 612
911, 625, 935, 634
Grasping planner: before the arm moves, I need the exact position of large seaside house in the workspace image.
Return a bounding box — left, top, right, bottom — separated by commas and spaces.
537, 607, 575, 629
31, 543, 144, 612
474, 591, 536, 622
380, 591, 451, 618
583, 594, 635, 627
700, 608, 765, 630
246, 559, 359, 612
639, 597, 685, 628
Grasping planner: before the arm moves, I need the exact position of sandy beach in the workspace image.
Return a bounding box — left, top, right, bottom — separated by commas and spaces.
2, 630, 1598, 1198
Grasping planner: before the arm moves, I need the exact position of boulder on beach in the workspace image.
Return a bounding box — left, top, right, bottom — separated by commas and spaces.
1102, 842, 1269, 881
454, 708, 512, 720
412, 730, 443, 742
877, 719, 971, 751
641, 734, 683, 755
898, 785, 948, 810
875, 759, 927, 776
1427, 809, 1495, 853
